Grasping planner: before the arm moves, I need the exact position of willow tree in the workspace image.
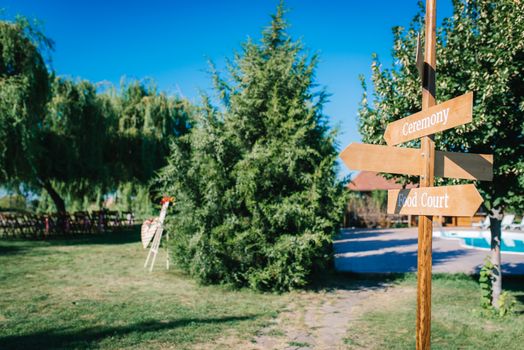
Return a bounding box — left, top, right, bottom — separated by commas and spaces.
158, 4, 346, 291
39, 78, 193, 213
0, 17, 193, 214
37, 77, 111, 212
0, 18, 51, 187
111, 80, 192, 183
359, 0, 524, 307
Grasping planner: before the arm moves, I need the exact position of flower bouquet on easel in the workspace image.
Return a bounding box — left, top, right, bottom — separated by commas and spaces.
142, 196, 175, 271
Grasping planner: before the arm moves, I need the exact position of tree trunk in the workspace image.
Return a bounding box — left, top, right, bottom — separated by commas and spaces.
489, 210, 503, 308
38, 178, 66, 213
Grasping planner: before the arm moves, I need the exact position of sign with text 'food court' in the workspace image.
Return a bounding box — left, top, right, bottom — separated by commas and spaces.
387, 184, 483, 216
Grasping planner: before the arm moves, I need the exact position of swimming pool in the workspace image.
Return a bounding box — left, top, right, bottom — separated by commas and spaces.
434, 230, 524, 255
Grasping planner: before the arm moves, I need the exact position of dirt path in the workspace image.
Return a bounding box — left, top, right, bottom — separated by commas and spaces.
246, 282, 394, 350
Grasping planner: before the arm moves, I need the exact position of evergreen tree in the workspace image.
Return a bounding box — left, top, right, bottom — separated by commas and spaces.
158, 3, 346, 291
358, 0, 524, 307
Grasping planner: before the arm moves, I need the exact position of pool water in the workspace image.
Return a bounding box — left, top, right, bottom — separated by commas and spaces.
436, 230, 524, 255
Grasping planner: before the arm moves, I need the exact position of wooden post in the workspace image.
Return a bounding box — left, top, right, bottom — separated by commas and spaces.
417, 1, 436, 349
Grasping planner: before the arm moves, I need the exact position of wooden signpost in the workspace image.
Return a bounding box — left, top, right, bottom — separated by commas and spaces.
339, 1, 493, 349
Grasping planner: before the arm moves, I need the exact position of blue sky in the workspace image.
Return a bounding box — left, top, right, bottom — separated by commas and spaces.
2, 0, 454, 177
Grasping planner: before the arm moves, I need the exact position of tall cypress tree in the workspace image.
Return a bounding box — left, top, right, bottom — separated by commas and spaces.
159, 3, 346, 291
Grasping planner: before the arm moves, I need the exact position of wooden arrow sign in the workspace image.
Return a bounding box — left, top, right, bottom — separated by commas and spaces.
384, 92, 473, 146
435, 151, 493, 181
340, 143, 421, 176
387, 184, 483, 216
340, 143, 493, 181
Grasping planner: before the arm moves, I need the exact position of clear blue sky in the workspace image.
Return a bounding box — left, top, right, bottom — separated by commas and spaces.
2, 0, 453, 178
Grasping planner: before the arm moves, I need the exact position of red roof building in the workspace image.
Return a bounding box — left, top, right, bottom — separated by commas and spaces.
348, 171, 417, 191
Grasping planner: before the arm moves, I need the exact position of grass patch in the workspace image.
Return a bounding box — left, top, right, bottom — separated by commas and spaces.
288, 341, 311, 347
344, 273, 524, 349
0, 229, 287, 349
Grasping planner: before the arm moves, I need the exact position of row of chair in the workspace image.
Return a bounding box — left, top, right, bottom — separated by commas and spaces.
0, 210, 135, 239
472, 214, 524, 230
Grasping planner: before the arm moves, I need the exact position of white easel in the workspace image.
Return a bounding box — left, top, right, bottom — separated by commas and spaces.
144, 200, 171, 272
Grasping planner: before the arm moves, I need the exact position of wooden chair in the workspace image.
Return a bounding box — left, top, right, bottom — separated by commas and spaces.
501, 214, 516, 230
72, 211, 92, 234
509, 216, 524, 230
0, 213, 10, 238
105, 210, 119, 231
120, 211, 135, 227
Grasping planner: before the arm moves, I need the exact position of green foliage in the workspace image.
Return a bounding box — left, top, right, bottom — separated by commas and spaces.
358, 0, 524, 213
112, 182, 155, 220
346, 192, 388, 228
0, 14, 193, 215
40, 77, 109, 186
478, 256, 516, 317
370, 190, 387, 210
479, 256, 494, 308
0, 17, 51, 183
109, 79, 193, 183
158, 4, 346, 291
497, 291, 516, 317
34, 76, 187, 214
0, 194, 27, 210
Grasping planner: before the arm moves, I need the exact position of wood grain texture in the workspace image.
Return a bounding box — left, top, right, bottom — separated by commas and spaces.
418, 2, 437, 349
387, 184, 483, 216
339, 143, 493, 181
435, 151, 493, 181
339, 143, 422, 176
384, 92, 473, 146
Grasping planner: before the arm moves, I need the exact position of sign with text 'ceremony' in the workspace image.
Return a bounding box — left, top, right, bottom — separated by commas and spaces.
340, 143, 493, 181
384, 92, 473, 146
387, 184, 483, 216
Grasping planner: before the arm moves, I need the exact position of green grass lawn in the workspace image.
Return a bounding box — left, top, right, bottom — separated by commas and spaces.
344, 274, 524, 349
1, 229, 523, 349
0, 229, 288, 349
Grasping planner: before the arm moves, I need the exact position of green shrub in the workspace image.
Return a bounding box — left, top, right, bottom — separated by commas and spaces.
479, 256, 494, 308
157, 4, 346, 291
479, 256, 516, 317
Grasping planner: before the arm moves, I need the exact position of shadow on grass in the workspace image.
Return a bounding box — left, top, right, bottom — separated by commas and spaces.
0, 315, 258, 350
0, 229, 141, 257
0, 245, 29, 255
1, 227, 141, 247
502, 274, 524, 293
308, 270, 412, 293
310, 267, 524, 296
44, 228, 141, 246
